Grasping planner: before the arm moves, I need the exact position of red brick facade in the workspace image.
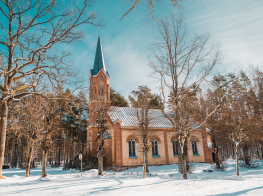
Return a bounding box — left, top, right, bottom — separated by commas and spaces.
114, 122, 123, 168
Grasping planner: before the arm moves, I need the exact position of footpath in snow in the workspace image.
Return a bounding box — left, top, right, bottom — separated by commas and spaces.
1, 160, 263, 196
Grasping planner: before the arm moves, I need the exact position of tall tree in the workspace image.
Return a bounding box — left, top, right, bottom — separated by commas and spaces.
148, 14, 221, 179
0, 0, 100, 178
204, 74, 228, 169
129, 85, 162, 178
18, 96, 45, 177
88, 81, 111, 176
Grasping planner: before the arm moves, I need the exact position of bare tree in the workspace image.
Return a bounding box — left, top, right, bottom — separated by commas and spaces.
89, 80, 112, 175
129, 86, 162, 178
121, 0, 185, 20
89, 99, 110, 176
224, 72, 257, 176
148, 14, 221, 179
18, 96, 45, 177
204, 75, 229, 169
0, 0, 100, 178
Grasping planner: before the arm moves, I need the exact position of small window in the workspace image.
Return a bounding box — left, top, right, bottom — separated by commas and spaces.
152, 139, 159, 157
129, 139, 136, 157
173, 139, 178, 156
192, 139, 199, 155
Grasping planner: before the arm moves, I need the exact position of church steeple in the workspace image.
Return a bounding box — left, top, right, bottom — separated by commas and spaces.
91, 36, 109, 77
89, 36, 111, 104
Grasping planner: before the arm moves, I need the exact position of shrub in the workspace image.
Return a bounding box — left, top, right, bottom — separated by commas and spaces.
2, 164, 10, 169
186, 162, 195, 173
63, 153, 107, 171
239, 159, 259, 169
211, 161, 228, 171
221, 161, 228, 171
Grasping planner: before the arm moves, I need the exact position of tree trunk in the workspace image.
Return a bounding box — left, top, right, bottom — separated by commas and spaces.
0, 102, 8, 178
257, 148, 260, 159
182, 153, 187, 179
42, 150, 48, 178
58, 148, 61, 166
98, 153, 103, 175
211, 134, 221, 169
142, 150, 148, 178
232, 143, 235, 159
236, 145, 239, 176
178, 142, 183, 174
19, 139, 22, 168
32, 158, 36, 168
143, 156, 146, 178
25, 142, 34, 177
214, 150, 221, 169
243, 144, 250, 166
11, 136, 18, 168
145, 152, 149, 173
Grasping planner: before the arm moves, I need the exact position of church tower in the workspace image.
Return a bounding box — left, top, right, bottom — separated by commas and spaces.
89, 36, 111, 124
87, 37, 112, 166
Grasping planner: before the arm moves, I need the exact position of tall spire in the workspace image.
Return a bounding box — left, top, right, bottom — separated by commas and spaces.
91, 36, 109, 77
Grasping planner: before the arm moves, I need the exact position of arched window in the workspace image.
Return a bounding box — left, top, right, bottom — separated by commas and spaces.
129, 139, 136, 157
99, 82, 104, 97
173, 139, 178, 156
152, 139, 159, 156
192, 139, 199, 155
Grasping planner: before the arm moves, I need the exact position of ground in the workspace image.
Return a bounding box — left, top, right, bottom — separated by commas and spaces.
1, 160, 263, 196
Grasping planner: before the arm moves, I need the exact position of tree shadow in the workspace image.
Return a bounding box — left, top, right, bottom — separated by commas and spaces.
208, 185, 263, 196
88, 179, 170, 194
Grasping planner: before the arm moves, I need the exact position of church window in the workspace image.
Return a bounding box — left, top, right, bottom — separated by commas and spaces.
172, 139, 178, 156
192, 139, 199, 155
129, 139, 136, 157
152, 139, 159, 157
99, 82, 104, 97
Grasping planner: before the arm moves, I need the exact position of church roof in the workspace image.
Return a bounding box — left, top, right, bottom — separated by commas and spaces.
108, 106, 173, 128
91, 36, 109, 77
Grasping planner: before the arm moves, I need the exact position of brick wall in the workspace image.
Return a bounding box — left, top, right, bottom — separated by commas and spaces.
104, 139, 112, 167
114, 123, 123, 168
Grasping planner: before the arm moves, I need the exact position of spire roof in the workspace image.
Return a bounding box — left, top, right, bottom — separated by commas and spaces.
91, 36, 109, 77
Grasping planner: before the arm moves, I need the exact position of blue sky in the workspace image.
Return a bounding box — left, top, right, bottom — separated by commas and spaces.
69, 0, 263, 99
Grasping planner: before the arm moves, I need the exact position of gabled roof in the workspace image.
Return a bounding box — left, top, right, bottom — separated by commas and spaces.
108, 106, 173, 128
91, 36, 109, 77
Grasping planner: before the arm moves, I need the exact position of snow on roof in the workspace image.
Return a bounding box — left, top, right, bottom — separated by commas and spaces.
108, 106, 173, 128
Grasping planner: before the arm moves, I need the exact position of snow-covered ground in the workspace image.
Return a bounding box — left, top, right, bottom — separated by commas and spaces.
1, 160, 263, 196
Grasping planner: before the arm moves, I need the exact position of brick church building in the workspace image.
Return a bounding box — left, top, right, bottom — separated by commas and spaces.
87, 36, 216, 169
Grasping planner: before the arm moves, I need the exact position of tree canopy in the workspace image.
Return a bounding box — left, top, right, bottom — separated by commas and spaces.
110, 88, 129, 107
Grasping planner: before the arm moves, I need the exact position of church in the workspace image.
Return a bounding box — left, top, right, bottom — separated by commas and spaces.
87, 36, 216, 170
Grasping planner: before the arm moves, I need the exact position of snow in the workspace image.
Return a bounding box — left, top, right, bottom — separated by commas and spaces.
1, 160, 263, 195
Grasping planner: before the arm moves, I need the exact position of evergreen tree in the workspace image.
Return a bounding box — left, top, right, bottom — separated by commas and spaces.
110, 88, 129, 107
